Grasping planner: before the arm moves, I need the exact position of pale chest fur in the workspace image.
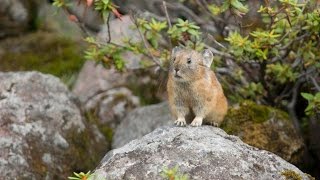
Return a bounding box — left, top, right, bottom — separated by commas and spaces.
171, 72, 218, 107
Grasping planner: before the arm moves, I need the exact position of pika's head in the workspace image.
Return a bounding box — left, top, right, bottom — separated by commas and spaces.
170, 47, 213, 82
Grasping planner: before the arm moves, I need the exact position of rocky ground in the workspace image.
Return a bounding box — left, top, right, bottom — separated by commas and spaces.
0, 0, 318, 179
0, 71, 313, 179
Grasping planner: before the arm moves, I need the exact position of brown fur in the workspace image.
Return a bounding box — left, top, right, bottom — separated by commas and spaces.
167, 48, 228, 127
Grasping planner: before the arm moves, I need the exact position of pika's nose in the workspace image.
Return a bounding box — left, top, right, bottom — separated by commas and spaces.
174, 68, 180, 73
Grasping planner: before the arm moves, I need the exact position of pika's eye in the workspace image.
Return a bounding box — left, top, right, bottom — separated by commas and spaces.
173, 57, 176, 62
187, 58, 191, 64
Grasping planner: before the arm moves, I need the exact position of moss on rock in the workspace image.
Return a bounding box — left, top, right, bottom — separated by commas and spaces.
84, 110, 114, 144
221, 101, 305, 165
0, 32, 85, 86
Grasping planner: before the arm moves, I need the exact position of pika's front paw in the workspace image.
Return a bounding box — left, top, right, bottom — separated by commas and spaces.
213, 122, 219, 127
174, 118, 186, 126
190, 117, 203, 127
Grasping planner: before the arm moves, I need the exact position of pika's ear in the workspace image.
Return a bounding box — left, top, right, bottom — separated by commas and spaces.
202, 49, 213, 68
171, 46, 182, 57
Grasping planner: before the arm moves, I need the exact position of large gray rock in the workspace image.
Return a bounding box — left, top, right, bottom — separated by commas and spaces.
112, 102, 172, 148
0, 71, 108, 179
95, 126, 310, 180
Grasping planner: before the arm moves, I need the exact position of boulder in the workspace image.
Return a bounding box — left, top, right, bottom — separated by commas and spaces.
112, 102, 172, 148
72, 60, 140, 128
112, 101, 307, 166
0, 0, 31, 38
94, 126, 310, 180
221, 101, 306, 165
0, 72, 108, 179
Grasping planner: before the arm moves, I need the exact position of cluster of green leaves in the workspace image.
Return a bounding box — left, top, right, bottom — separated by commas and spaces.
137, 18, 167, 48
52, 0, 66, 8
239, 82, 265, 100
161, 166, 189, 180
224, 0, 320, 111
225, 30, 281, 61
138, 17, 203, 51
85, 17, 202, 70
84, 37, 126, 70
168, 19, 201, 44
68, 171, 93, 180
208, 0, 248, 17
94, 0, 121, 22
266, 63, 298, 84
301, 92, 320, 116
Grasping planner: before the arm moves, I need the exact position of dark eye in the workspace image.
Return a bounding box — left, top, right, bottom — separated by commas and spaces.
173, 57, 176, 62
187, 58, 191, 64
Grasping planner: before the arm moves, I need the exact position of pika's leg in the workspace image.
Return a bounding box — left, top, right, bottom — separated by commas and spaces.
174, 106, 188, 127
190, 116, 203, 127
175, 117, 187, 126
190, 104, 205, 126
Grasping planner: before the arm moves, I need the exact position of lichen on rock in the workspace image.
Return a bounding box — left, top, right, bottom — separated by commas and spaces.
94, 126, 310, 180
0, 71, 108, 179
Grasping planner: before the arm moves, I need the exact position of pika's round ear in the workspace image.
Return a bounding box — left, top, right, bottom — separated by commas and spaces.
171, 46, 182, 57
202, 49, 213, 68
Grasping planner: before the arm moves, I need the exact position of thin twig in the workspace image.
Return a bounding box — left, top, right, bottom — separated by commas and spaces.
310, 76, 320, 91
162, 1, 172, 29
287, 79, 303, 135
162, 1, 172, 49
279, 33, 308, 50
204, 44, 234, 59
208, 34, 227, 49
129, 13, 164, 70
63, 7, 91, 37
107, 13, 111, 43
160, 1, 206, 25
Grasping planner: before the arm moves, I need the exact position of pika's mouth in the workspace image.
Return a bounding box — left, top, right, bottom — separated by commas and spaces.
174, 74, 182, 78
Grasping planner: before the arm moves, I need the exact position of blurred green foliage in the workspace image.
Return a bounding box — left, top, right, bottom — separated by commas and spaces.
301, 92, 320, 116
0, 32, 85, 87
53, 0, 320, 119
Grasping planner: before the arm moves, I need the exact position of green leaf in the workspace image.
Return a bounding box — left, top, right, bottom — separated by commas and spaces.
67, 177, 80, 180
230, 0, 248, 13
301, 92, 314, 100
102, 0, 110, 4
177, 18, 185, 24
187, 29, 198, 35
305, 104, 313, 112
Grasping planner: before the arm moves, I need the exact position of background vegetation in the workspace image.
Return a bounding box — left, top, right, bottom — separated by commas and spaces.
1, 0, 318, 178
53, 0, 319, 130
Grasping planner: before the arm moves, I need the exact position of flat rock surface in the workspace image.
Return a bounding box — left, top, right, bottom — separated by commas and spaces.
95, 126, 309, 180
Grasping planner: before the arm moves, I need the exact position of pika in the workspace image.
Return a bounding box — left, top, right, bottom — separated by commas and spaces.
167, 47, 228, 127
